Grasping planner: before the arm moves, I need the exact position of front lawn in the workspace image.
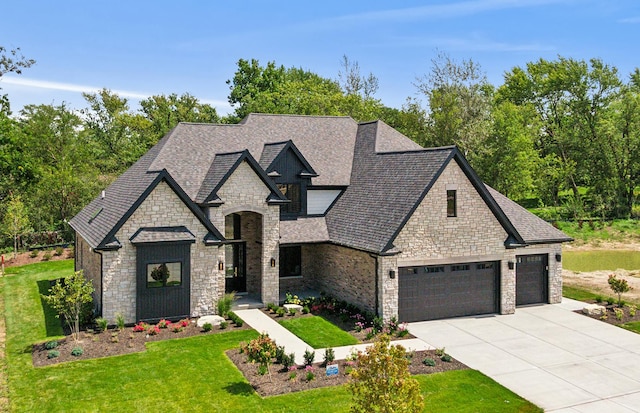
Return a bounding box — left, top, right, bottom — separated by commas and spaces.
2, 260, 541, 412
278, 316, 359, 348
621, 321, 640, 334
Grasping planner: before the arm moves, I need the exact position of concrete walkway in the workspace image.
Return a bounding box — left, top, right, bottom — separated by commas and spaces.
409, 299, 640, 412
233, 309, 430, 365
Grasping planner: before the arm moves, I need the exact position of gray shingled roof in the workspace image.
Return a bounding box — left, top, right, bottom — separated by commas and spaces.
130, 226, 196, 244
326, 122, 455, 253
148, 114, 359, 198
69, 136, 167, 249
487, 186, 573, 244
280, 217, 330, 244
195, 152, 244, 204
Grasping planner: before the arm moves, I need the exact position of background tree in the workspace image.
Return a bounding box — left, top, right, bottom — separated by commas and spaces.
41, 270, 94, 342
349, 334, 423, 413
2, 194, 31, 258
338, 55, 379, 98
0, 46, 35, 114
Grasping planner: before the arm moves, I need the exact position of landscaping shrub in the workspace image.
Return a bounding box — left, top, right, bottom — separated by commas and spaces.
608, 274, 631, 307
44, 340, 58, 350
305, 365, 315, 381
41, 251, 52, 261
303, 348, 315, 366
441, 353, 452, 362
422, 357, 436, 367
29, 250, 39, 258
116, 313, 125, 331
275, 345, 286, 364
266, 302, 277, 312
219, 321, 229, 329
323, 347, 335, 365
96, 317, 108, 332
284, 292, 302, 305
147, 325, 160, 335
216, 292, 236, 317
302, 305, 310, 314
276, 307, 286, 317
627, 304, 637, 317
242, 333, 277, 377
71, 347, 84, 356
54, 246, 64, 256
288, 307, 297, 316
47, 350, 60, 359
282, 352, 296, 370
202, 322, 213, 332
132, 322, 148, 332
614, 307, 625, 321
435, 347, 446, 357
349, 335, 423, 413
227, 311, 244, 327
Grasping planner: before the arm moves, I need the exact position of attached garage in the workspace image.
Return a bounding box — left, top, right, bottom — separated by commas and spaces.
516, 254, 548, 306
398, 261, 500, 322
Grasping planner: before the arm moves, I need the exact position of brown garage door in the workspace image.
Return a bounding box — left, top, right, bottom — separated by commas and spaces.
398, 261, 499, 322
516, 254, 548, 306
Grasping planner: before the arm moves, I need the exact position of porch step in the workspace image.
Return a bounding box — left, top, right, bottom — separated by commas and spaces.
232, 296, 264, 310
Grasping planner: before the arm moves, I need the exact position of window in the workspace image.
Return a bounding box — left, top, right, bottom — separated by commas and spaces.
425, 266, 445, 273
147, 262, 182, 288
451, 264, 469, 272
278, 183, 301, 213
477, 263, 494, 270
447, 190, 457, 217
279, 246, 301, 277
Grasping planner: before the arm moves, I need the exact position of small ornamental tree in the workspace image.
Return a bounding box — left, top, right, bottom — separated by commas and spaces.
608, 274, 631, 307
242, 333, 277, 379
349, 334, 424, 413
2, 194, 31, 259
41, 270, 94, 342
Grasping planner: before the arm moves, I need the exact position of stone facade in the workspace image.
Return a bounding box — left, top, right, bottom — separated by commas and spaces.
207, 160, 281, 305
75, 234, 102, 313
101, 180, 219, 324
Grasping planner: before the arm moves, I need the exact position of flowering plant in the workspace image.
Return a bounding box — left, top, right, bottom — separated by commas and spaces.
178, 319, 189, 328
157, 319, 171, 329
132, 322, 148, 332
147, 325, 160, 336
305, 365, 315, 381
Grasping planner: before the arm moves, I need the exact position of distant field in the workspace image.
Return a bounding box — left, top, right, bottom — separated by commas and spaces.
563, 250, 640, 272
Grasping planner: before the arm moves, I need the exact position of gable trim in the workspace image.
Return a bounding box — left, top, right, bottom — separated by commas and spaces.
201, 150, 289, 206
382, 148, 525, 253
96, 169, 224, 250
263, 140, 318, 177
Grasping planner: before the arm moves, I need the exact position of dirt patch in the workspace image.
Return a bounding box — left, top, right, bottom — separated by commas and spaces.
564, 240, 640, 252
563, 268, 640, 303
32, 319, 250, 367
226, 347, 468, 397
1, 249, 73, 270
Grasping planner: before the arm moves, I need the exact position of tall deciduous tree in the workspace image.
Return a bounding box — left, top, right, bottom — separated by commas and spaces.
2, 194, 31, 259
0, 46, 35, 114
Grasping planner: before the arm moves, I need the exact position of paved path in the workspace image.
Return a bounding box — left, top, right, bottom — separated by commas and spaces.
234, 309, 429, 365
409, 299, 640, 412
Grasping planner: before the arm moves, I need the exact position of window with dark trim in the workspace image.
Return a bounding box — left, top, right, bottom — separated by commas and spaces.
451, 264, 469, 272
278, 183, 301, 213
425, 266, 445, 273
147, 262, 182, 287
447, 190, 457, 217
279, 246, 301, 277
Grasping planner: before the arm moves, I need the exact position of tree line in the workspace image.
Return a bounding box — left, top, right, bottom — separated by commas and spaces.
1, 48, 639, 253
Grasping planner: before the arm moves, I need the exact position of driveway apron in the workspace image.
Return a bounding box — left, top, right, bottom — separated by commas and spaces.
409, 298, 640, 412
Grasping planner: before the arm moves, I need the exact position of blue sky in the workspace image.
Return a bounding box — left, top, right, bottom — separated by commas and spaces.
2, 0, 639, 116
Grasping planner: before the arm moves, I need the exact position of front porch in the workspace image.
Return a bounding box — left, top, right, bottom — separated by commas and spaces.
231, 288, 321, 311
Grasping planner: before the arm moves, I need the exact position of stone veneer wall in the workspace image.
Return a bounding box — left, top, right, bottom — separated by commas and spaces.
101, 181, 219, 324
208, 160, 280, 305
386, 160, 564, 320
239, 211, 262, 297
302, 243, 376, 314
75, 235, 103, 314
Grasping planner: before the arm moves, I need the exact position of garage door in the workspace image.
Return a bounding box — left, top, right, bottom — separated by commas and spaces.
516, 254, 548, 306
398, 261, 499, 322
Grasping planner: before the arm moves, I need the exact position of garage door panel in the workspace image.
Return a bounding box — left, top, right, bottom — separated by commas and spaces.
516, 254, 548, 306
399, 261, 499, 322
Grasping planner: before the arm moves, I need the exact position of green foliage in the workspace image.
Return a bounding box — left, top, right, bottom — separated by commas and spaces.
70, 346, 84, 356
608, 274, 632, 306
29, 250, 38, 258
41, 251, 51, 261
47, 350, 59, 359
54, 246, 64, 256
44, 340, 58, 350
96, 317, 108, 332
276, 307, 286, 317
349, 334, 424, 413
115, 312, 125, 331
2, 193, 31, 259
278, 316, 358, 348
323, 347, 335, 365
242, 333, 277, 378
303, 348, 315, 366
40, 270, 94, 342
219, 321, 229, 330
216, 292, 236, 318
422, 357, 436, 367
227, 311, 244, 326
202, 322, 212, 332
441, 353, 453, 362
282, 352, 296, 370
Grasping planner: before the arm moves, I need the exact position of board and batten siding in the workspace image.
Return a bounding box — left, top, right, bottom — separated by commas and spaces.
307, 189, 342, 215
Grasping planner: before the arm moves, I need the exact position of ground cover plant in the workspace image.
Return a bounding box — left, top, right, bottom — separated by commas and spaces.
2, 260, 541, 412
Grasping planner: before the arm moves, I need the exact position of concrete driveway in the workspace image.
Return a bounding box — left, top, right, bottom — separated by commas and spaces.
409, 299, 640, 412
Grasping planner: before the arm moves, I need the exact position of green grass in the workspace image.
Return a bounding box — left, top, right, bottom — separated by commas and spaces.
562, 285, 602, 303
278, 315, 359, 348
563, 250, 640, 272
555, 219, 640, 244
620, 321, 640, 334
2, 260, 541, 412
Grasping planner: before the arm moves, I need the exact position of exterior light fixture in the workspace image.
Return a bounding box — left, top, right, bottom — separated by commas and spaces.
555, 254, 562, 262
270, 257, 276, 267
218, 261, 224, 271
389, 270, 396, 279
508, 261, 515, 270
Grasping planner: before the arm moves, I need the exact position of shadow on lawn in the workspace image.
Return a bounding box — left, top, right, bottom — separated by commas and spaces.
36, 279, 64, 337
223, 381, 255, 396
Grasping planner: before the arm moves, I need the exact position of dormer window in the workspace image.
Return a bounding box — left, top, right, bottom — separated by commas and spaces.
278, 183, 301, 213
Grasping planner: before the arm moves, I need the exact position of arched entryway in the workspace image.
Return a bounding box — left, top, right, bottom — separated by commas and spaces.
224, 211, 263, 297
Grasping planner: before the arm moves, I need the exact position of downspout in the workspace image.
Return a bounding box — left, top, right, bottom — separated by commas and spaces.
371, 253, 379, 318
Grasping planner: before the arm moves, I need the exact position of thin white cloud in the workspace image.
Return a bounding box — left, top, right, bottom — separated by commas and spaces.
1, 76, 230, 109
332, 0, 569, 23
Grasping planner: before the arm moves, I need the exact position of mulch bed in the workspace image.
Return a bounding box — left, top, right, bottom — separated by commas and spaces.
574, 301, 640, 326
32, 319, 250, 367
226, 348, 468, 397
260, 308, 416, 343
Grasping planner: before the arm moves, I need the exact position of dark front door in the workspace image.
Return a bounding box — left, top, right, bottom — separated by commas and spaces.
225, 242, 246, 293
136, 243, 191, 321
516, 254, 548, 306
398, 261, 499, 322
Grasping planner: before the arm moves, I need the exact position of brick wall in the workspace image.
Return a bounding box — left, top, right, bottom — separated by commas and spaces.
101, 180, 219, 324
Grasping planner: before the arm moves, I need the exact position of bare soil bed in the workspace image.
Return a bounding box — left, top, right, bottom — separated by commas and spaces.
1, 248, 73, 269
575, 304, 640, 327
32, 320, 250, 367
226, 348, 468, 397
